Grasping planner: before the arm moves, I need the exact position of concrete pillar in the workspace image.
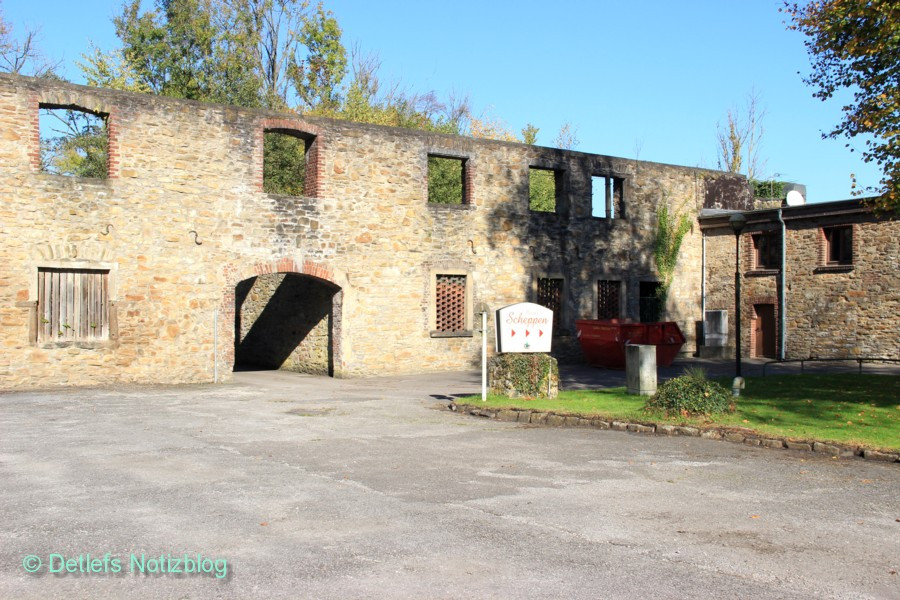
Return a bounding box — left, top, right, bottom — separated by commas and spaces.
626, 344, 657, 396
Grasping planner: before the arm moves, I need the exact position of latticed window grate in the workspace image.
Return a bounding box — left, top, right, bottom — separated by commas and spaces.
38, 268, 109, 342
537, 278, 563, 333
435, 274, 466, 332
597, 280, 620, 320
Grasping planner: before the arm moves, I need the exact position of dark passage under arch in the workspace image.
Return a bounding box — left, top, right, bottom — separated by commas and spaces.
233, 273, 340, 376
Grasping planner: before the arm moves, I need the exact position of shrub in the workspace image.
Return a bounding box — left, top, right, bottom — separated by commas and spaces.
645, 371, 733, 416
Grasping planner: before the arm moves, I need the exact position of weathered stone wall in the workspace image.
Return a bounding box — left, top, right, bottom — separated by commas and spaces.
0, 74, 748, 388
703, 205, 899, 360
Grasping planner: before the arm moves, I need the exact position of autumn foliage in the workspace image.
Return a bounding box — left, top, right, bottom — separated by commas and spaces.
783, 1, 899, 211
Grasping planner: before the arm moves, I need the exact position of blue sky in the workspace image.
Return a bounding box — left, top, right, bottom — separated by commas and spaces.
2, 0, 882, 202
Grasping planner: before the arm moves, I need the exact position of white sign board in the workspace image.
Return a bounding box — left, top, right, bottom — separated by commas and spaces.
495, 302, 553, 353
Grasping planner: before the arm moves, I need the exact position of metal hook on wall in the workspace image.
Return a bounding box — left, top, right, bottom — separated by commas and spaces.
467, 239, 477, 255
189, 230, 203, 245
100, 224, 113, 236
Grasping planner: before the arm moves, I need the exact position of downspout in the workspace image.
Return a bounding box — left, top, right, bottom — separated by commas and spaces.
776, 209, 786, 360
701, 230, 706, 348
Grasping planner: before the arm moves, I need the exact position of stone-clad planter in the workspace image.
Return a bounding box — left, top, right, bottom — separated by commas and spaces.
449, 403, 899, 463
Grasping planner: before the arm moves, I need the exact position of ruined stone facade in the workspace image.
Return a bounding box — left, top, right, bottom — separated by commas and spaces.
0, 74, 752, 389
701, 200, 899, 360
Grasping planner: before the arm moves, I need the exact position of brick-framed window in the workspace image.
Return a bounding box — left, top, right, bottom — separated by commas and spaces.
35, 101, 119, 179
427, 154, 473, 205
752, 232, 779, 270
536, 277, 564, 334
822, 225, 853, 266
258, 118, 323, 197
597, 280, 621, 320
591, 175, 625, 219
37, 268, 110, 343
429, 269, 472, 337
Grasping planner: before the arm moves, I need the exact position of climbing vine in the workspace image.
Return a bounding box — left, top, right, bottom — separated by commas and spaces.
653, 203, 693, 311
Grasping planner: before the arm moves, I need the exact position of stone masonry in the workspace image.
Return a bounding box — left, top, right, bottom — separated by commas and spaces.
702, 201, 899, 360
0, 73, 751, 388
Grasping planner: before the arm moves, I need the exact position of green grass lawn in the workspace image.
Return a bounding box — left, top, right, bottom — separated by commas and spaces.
460, 374, 900, 452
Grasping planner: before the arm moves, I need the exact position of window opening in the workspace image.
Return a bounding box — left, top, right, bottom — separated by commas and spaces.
529, 167, 560, 212
591, 176, 624, 218
824, 226, 852, 265
428, 155, 466, 204
753, 233, 779, 270
263, 130, 311, 195
639, 281, 662, 323
39, 105, 108, 178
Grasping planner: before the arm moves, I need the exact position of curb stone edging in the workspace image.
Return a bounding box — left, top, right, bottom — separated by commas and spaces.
449, 403, 899, 463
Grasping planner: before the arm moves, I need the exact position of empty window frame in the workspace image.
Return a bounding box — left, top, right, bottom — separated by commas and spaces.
823, 226, 852, 265
37, 268, 109, 342
428, 155, 468, 204
752, 233, 779, 270
597, 280, 621, 320
39, 105, 109, 178
639, 281, 662, 323
529, 167, 562, 213
591, 175, 624, 218
263, 130, 313, 196
536, 277, 563, 334
435, 274, 467, 333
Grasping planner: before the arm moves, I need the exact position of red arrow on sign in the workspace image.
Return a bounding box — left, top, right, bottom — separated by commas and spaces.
539, 330, 544, 337
510, 329, 516, 337
525, 330, 530, 337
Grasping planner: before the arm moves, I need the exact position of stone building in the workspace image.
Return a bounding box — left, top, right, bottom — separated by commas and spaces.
700, 199, 899, 360
0, 73, 757, 388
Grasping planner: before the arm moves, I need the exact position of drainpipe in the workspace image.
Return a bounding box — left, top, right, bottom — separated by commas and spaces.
701, 231, 706, 347
776, 209, 786, 360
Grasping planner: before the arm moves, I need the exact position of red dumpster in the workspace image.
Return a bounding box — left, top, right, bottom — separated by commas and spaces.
575, 320, 686, 369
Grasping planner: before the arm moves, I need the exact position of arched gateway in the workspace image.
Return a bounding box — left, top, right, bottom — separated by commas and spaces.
223, 259, 343, 377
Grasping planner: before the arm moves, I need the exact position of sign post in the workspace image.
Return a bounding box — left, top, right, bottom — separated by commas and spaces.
495, 302, 554, 354
474, 302, 490, 402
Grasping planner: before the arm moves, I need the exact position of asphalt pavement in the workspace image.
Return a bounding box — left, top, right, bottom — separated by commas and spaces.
1, 363, 898, 599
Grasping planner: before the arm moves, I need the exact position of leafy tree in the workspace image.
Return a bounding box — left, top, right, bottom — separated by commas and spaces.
288, 1, 346, 111
783, 1, 899, 210
521, 123, 539, 145
81, 0, 344, 111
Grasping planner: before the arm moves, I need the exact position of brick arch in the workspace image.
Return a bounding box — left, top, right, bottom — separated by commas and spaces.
221, 258, 344, 377
256, 117, 325, 197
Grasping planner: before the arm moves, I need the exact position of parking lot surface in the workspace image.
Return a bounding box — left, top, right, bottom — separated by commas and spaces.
1, 367, 898, 599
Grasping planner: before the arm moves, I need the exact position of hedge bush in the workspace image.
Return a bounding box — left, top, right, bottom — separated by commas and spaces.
645, 370, 733, 416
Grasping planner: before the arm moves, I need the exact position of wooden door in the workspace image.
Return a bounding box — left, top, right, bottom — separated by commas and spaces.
753, 304, 776, 358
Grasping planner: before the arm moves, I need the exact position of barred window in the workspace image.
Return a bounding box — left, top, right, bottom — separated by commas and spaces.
537, 277, 563, 334
38, 268, 109, 342
597, 280, 620, 320
435, 274, 466, 332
